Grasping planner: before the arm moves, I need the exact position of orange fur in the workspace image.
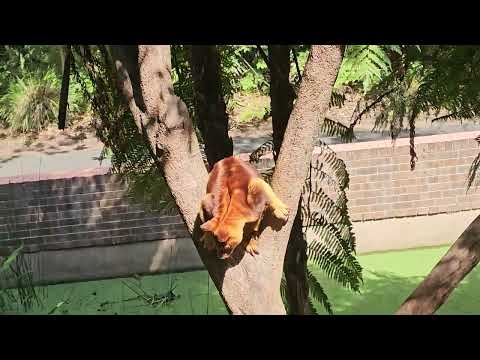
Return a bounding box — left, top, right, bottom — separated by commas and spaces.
199, 156, 289, 259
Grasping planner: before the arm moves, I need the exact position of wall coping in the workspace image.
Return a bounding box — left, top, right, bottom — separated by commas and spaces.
325, 130, 480, 153
0, 166, 110, 185
240, 131, 480, 162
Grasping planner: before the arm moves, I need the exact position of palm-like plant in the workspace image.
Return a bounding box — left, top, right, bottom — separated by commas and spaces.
0, 70, 60, 133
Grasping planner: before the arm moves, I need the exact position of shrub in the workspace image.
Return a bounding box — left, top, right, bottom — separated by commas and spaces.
0, 70, 60, 133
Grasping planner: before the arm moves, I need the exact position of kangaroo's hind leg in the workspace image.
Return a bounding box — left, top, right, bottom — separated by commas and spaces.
198, 194, 218, 251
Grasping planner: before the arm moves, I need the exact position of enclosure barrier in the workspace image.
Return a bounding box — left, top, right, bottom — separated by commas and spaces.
1, 131, 480, 285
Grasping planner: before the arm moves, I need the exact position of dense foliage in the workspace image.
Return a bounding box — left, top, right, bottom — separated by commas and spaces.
331, 45, 480, 172
0, 45, 88, 132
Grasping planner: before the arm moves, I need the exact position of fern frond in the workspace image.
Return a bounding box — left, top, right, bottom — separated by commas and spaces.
125, 167, 177, 215
198, 143, 210, 169
314, 168, 341, 190
408, 103, 419, 170
307, 297, 319, 315
336, 45, 393, 92
249, 139, 274, 164
307, 239, 362, 292
308, 213, 352, 254
467, 136, 480, 191
259, 166, 274, 184
307, 246, 361, 292
314, 141, 350, 190
467, 154, 480, 191
280, 275, 290, 314
305, 187, 345, 225
306, 268, 332, 315
320, 118, 355, 142
329, 90, 346, 108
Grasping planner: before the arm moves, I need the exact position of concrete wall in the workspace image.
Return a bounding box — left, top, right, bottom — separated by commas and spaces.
1, 237, 203, 288
349, 209, 478, 254
4, 209, 476, 288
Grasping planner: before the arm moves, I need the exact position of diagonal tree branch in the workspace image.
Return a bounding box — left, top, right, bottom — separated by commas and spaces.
396, 214, 480, 315
256, 45, 271, 68
430, 112, 457, 123
350, 86, 397, 130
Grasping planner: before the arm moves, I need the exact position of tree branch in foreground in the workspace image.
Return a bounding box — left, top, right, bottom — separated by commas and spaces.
396, 215, 480, 315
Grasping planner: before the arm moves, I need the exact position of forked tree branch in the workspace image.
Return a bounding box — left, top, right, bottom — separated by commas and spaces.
110, 45, 343, 315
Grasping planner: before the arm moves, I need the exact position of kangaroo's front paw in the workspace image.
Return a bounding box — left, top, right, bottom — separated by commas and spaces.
271, 201, 289, 222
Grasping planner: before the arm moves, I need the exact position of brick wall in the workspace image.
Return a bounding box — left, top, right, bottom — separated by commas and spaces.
2, 131, 480, 256
0, 171, 189, 254
328, 131, 480, 221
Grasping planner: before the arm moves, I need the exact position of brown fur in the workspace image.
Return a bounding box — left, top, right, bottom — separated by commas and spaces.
199, 156, 289, 259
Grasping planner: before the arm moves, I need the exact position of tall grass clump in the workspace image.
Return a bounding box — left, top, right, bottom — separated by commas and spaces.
0, 70, 60, 133
0, 246, 43, 314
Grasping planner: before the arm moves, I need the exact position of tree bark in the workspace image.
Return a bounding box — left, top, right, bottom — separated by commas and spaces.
283, 203, 312, 314
396, 214, 480, 315
188, 45, 233, 167
110, 45, 343, 315
268, 46, 295, 162
58, 45, 71, 130
268, 45, 312, 315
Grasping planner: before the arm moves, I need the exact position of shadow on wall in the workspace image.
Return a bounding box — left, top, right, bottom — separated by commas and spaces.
0, 173, 194, 286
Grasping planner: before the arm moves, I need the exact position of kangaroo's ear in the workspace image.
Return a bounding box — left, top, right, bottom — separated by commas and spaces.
200, 219, 217, 233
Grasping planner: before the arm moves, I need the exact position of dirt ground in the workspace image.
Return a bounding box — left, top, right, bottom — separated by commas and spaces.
229, 91, 480, 143
0, 115, 102, 162
1, 91, 478, 161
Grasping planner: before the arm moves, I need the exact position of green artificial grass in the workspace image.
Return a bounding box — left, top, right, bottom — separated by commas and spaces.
3, 245, 479, 315
310, 245, 480, 315
10, 271, 228, 315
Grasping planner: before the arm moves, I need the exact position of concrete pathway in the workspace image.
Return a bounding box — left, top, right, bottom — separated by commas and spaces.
0, 148, 109, 178
1, 121, 480, 180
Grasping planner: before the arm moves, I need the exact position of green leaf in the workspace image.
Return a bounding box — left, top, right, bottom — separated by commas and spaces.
0, 246, 24, 274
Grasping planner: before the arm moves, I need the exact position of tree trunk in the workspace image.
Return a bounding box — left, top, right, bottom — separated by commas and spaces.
283, 202, 312, 314
268, 45, 295, 162
188, 45, 233, 167
268, 45, 312, 314
110, 45, 343, 315
396, 215, 480, 315
58, 45, 71, 130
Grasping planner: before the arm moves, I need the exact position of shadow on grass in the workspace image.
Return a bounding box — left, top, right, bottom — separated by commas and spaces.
15, 270, 228, 315
310, 265, 480, 315
8, 262, 480, 315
